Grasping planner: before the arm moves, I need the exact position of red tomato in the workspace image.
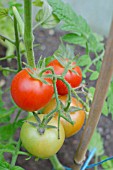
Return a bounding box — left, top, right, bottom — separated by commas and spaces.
43, 95, 85, 138
47, 59, 82, 95
11, 69, 54, 111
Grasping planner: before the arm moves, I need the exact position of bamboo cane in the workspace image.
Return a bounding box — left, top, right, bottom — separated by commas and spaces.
72, 18, 113, 170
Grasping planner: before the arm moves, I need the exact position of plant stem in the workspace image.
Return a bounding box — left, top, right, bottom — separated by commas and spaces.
0, 55, 15, 61
94, 155, 98, 170
58, 77, 71, 111
14, 16, 22, 71
14, 109, 21, 122
72, 19, 113, 170
0, 34, 15, 45
49, 154, 65, 170
72, 88, 89, 112
0, 67, 17, 73
24, 0, 36, 68
12, 7, 24, 38
86, 42, 89, 55
10, 139, 21, 168
83, 50, 104, 74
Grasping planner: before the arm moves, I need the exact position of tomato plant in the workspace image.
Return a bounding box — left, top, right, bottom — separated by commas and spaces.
20, 114, 65, 158
11, 69, 54, 111
43, 95, 85, 138
0, 0, 112, 169
47, 59, 82, 95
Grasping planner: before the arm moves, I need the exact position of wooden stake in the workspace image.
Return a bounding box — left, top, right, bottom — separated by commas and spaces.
72, 19, 113, 170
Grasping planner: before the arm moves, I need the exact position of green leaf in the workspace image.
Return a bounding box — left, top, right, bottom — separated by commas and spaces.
15, 119, 25, 128
62, 33, 87, 47
88, 87, 95, 96
45, 56, 55, 66
88, 129, 104, 156
0, 124, 15, 141
48, 0, 104, 53
0, 159, 24, 170
101, 155, 113, 169
0, 17, 15, 56
35, 0, 53, 27
0, 152, 4, 161
88, 33, 104, 52
12, 166, 24, 170
0, 98, 15, 123
0, 160, 10, 170
102, 101, 109, 116
2, 70, 10, 77
54, 43, 75, 60
33, 0, 43, 7
89, 71, 99, 81
107, 81, 113, 118
8, 2, 23, 15
0, 143, 15, 154
0, 107, 16, 120
77, 55, 91, 66
0, 8, 8, 19
96, 60, 102, 72
36, 10, 60, 29
48, 0, 90, 34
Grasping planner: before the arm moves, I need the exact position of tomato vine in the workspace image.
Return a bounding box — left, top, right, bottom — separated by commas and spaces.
0, 0, 112, 170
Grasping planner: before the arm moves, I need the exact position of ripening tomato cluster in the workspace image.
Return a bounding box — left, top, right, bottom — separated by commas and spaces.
11, 58, 85, 158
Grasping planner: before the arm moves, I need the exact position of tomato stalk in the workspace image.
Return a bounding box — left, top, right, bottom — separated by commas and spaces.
49, 154, 65, 170
72, 19, 113, 170
10, 139, 21, 168
39, 67, 72, 113
57, 77, 71, 111
0, 34, 15, 45
37, 67, 73, 138
24, 0, 36, 68
40, 67, 74, 126
0, 55, 15, 61
71, 88, 89, 112
0, 67, 17, 73
40, 67, 62, 138
85, 42, 89, 55
83, 50, 104, 75
14, 109, 22, 122
14, 16, 22, 72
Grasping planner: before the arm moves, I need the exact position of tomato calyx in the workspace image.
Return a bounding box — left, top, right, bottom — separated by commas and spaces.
53, 100, 74, 125
23, 62, 54, 85
53, 55, 81, 78
26, 112, 57, 135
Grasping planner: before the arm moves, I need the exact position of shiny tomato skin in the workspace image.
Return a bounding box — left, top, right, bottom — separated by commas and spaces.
20, 114, 65, 158
43, 95, 85, 138
47, 59, 82, 95
11, 69, 54, 111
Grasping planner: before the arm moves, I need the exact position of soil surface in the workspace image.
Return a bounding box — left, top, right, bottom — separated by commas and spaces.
0, 29, 113, 170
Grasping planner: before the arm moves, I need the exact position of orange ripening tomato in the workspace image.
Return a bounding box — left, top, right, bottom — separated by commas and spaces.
11, 69, 54, 112
43, 95, 85, 138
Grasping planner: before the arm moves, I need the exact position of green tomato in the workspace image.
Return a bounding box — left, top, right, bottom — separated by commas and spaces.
20, 114, 65, 158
